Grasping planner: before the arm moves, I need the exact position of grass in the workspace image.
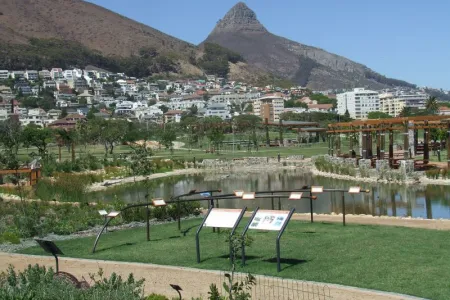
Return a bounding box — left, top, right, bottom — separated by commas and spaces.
20, 218, 450, 299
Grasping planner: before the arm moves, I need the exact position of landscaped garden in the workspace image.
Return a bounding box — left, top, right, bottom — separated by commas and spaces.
19, 218, 450, 300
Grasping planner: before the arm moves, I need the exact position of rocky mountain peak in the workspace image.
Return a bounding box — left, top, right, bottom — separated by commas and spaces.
211, 2, 267, 34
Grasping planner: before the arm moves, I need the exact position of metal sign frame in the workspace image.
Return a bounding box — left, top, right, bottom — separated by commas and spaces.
196, 207, 247, 263
241, 208, 295, 272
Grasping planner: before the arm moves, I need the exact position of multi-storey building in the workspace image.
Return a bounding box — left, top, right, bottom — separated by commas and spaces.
379, 93, 404, 117
25, 70, 39, 81
205, 103, 231, 120
337, 88, 379, 120
253, 95, 284, 122
0, 70, 9, 80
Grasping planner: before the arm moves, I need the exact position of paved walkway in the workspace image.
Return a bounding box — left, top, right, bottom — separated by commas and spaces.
0, 253, 425, 300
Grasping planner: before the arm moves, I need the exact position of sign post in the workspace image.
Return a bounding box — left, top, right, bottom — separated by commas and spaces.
196, 207, 246, 263
35, 239, 64, 273
241, 208, 295, 272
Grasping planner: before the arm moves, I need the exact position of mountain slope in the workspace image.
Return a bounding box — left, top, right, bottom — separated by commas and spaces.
204, 2, 415, 90
0, 0, 197, 57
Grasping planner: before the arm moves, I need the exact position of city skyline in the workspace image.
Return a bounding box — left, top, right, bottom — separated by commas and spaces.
87, 0, 450, 90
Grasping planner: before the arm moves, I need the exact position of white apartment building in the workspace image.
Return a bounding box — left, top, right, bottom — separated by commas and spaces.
253, 95, 285, 122
115, 101, 147, 115
337, 88, 379, 120
167, 98, 205, 110
11, 71, 25, 79
0, 109, 8, 121
396, 93, 427, 110
379, 92, 428, 117
39, 70, 52, 80
63, 70, 75, 80
205, 103, 231, 120
20, 108, 51, 127
51, 68, 63, 80
0, 70, 9, 80
25, 70, 39, 81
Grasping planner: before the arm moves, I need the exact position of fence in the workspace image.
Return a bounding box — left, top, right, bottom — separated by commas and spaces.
217, 272, 332, 300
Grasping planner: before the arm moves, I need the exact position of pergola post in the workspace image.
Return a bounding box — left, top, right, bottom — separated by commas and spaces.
330, 133, 334, 156
349, 126, 354, 157
380, 124, 385, 160
447, 122, 450, 168
336, 130, 341, 156
376, 126, 381, 159
414, 129, 418, 155
278, 119, 283, 147
403, 121, 409, 159
362, 126, 367, 159
265, 118, 270, 147
327, 133, 331, 155
389, 130, 394, 167
367, 127, 373, 158
424, 121, 429, 164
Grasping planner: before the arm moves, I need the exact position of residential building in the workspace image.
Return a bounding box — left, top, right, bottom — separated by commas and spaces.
25, 70, 39, 81
337, 88, 379, 120
205, 103, 231, 120
78, 90, 94, 105
74, 77, 89, 92
39, 70, 52, 80
48, 109, 62, 120
307, 104, 333, 112
44, 80, 57, 89
48, 114, 86, 130
20, 108, 50, 127
0, 109, 8, 121
439, 106, 450, 116
396, 93, 427, 110
51, 68, 63, 80
164, 110, 183, 123
63, 70, 75, 80
379, 93, 405, 117
10, 71, 25, 79
115, 101, 148, 115
253, 95, 285, 122
0, 70, 9, 80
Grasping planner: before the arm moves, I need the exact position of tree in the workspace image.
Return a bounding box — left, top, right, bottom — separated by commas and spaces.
344, 109, 350, 119
425, 96, 439, 115
244, 104, 253, 112
399, 106, 412, 117
367, 111, 391, 119
55, 128, 78, 162
89, 119, 129, 155
159, 105, 169, 113
158, 124, 177, 153
233, 115, 262, 151
22, 125, 54, 159
0, 118, 22, 170
204, 116, 225, 154
59, 108, 68, 119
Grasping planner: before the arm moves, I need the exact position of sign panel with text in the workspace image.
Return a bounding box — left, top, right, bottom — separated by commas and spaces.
204, 208, 242, 228
249, 210, 290, 231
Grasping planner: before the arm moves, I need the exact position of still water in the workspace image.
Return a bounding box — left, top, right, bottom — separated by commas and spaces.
91, 170, 450, 220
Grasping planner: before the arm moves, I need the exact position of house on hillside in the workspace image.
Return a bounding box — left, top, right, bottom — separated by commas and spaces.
48, 113, 86, 130
164, 110, 183, 123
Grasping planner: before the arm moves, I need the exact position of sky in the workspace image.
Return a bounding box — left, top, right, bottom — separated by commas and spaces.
86, 0, 450, 89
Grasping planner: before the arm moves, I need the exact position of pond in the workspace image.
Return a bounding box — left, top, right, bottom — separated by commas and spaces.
90, 170, 450, 220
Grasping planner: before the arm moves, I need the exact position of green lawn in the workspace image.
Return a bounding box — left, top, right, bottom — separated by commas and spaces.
20, 218, 450, 299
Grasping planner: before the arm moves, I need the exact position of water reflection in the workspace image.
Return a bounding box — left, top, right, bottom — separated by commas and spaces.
91, 170, 450, 220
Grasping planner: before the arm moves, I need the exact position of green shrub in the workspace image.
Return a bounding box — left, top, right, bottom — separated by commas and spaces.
0, 265, 146, 300
145, 294, 169, 300
0, 231, 20, 244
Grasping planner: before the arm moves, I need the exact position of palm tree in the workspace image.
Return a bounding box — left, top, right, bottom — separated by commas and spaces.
425, 96, 439, 115
399, 106, 412, 117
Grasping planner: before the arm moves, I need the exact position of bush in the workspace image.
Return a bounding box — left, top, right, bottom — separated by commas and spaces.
0, 265, 147, 300
145, 294, 169, 300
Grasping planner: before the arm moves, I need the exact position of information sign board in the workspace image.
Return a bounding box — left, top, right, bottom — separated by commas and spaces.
204, 208, 242, 228
107, 211, 120, 218
249, 210, 290, 231
152, 199, 166, 206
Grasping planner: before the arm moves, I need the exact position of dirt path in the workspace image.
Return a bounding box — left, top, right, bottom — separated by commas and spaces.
290, 213, 450, 230
0, 253, 424, 300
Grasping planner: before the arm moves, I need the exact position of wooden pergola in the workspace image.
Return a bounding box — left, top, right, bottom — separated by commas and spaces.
327, 115, 450, 168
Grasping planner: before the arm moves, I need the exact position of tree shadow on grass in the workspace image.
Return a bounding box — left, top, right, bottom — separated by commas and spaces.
262, 257, 308, 271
